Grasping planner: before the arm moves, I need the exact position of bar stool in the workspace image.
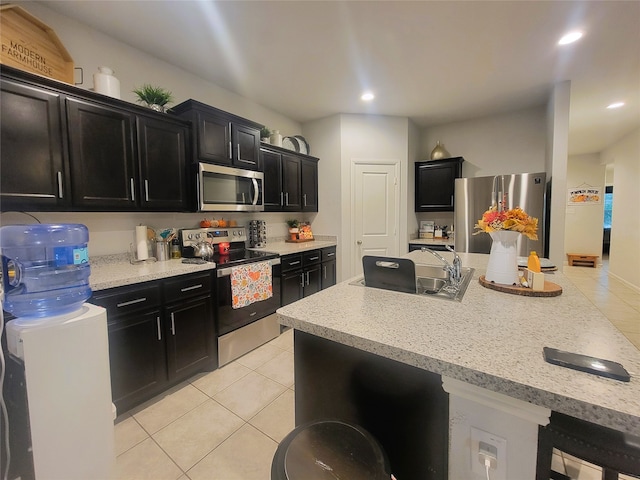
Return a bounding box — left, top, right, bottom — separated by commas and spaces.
536, 412, 640, 480
271, 420, 393, 480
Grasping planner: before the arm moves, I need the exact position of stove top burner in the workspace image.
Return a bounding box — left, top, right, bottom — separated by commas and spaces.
214, 249, 278, 266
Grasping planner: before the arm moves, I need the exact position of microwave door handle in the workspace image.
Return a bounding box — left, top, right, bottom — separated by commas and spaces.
251, 178, 259, 205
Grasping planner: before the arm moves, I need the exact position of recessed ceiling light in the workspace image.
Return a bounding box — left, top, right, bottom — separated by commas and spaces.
558, 31, 583, 45
361, 92, 375, 102
606, 102, 625, 109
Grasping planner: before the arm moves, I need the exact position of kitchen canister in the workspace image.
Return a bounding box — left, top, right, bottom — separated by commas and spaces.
270, 130, 283, 147
93, 66, 121, 99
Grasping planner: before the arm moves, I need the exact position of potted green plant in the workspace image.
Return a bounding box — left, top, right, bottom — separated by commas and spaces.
286, 219, 299, 240
132, 84, 174, 112
260, 127, 271, 143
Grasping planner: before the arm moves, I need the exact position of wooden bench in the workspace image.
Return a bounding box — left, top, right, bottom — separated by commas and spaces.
567, 253, 598, 267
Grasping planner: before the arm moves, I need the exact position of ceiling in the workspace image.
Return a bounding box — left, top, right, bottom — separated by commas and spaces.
39, 0, 640, 156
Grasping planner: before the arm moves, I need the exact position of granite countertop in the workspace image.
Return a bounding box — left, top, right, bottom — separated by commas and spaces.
89, 254, 216, 291
277, 250, 640, 435
248, 237, 337, 256
409, 237, 454, 246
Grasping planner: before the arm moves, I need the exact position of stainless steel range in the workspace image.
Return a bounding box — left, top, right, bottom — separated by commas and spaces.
180, 227, 281, 366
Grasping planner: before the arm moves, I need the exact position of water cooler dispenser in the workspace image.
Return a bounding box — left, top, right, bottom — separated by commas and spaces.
0, 224, 115, 480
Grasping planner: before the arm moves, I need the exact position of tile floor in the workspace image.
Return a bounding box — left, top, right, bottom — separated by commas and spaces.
114, 259, 640, 480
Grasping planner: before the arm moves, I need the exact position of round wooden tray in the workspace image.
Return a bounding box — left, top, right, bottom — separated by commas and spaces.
479, 275, 562, 297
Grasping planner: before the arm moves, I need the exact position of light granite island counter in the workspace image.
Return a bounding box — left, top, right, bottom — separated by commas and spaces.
276, 251, 640, 480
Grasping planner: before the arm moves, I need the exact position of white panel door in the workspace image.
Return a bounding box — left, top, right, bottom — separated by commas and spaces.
352, 161, 399, 276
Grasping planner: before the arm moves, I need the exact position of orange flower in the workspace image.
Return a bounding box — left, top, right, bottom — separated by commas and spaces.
474, 206, 538, 240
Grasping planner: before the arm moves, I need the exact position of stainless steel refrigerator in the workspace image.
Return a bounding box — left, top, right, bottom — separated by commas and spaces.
454, 172, 546, 256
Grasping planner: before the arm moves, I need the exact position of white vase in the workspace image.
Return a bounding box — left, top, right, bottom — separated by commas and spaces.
485, 230, 520, 285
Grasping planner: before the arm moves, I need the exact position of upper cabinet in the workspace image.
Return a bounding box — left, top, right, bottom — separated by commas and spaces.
0, 65, 190, 212
260, 145, 318, 212
171, 99, 262, 171
415, 157, 464, 212
0, 77, 70, 210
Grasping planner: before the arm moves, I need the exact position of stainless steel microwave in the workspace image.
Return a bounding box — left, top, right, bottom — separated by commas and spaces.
197, 163, 264, 212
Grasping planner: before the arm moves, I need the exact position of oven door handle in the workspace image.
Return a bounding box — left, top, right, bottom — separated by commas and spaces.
217, 257, 281, 277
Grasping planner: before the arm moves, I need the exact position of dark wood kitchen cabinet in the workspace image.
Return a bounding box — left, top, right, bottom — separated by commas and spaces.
92, 271, 216, 414
0, 77, 70, 210
260, 145, 319, 212
280, 249, 326, 306
162, 273, 216, 381
321, 246, 337, 289
67, 97, 137, 209
92, 282, 166, 415
415, 157, 464, 212
171, 99, 262, 170
0, 65, 190, 212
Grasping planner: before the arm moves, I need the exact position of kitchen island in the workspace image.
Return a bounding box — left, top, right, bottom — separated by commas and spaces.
276, 251, 640, 479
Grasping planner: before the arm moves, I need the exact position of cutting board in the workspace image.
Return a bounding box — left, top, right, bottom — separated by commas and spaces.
479, 275, 562, 297
362, 256, 417, 294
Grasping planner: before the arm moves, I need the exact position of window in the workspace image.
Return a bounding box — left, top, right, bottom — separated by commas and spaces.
603, 186, 613, 229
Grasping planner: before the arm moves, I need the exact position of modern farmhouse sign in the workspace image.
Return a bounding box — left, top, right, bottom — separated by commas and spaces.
0, 4, 74, 84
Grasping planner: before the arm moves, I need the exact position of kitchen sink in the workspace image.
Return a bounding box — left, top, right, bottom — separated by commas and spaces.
350, 266, 475, 302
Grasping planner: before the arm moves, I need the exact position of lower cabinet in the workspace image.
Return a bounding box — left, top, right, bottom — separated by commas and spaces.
281, 247, 336, 306
92, 271, 216, 414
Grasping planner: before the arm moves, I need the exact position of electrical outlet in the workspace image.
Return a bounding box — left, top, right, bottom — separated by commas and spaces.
471, 427, 507, 479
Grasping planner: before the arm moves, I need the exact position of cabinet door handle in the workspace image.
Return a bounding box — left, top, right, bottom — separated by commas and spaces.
57, 171, 64, 198
309, 256, 319, 261
116, 297, 147, 308
144, 179, 149, 202
181, 284, 203, 292
323, 265, 327, 279
451, 194, 454, 206
285, 192, 289, 206
326, 252, 335, 257
306, 271, 310, 286
300, 273, 305, 288
156, 317, 162, 341
280, 192, 284, 207
303, 193, 307, 207
288, 260, 301, 266
228, 122, 233, 159
130, 178, 135, 202
237, 143, 241, 162
170, 312, 176, 335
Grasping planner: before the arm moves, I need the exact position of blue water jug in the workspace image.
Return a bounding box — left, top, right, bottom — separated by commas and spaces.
0, 224, 91, 318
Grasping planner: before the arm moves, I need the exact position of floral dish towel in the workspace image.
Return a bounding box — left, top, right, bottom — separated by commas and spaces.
231, 261, 273, 309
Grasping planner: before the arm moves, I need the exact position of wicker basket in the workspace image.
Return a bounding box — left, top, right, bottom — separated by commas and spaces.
0, 4, 74, 83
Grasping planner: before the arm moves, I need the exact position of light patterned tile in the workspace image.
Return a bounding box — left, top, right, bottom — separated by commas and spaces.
153, 399, 244, 471
249, 389, 295, 442
269, 327, 294, 352
114, 414, 148, 456
236, 342, 286, 370
187, 424, 277, 480
190, 361, 252, 397
256, 350, 295, 387
115, 437, 182, 480
131, 383, 208, 434
214, 371, 286, 420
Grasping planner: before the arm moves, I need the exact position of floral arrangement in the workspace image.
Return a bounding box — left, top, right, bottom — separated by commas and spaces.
474, 206, 538, 240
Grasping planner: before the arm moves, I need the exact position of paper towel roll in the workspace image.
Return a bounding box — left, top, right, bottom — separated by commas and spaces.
135, 226, 149, 260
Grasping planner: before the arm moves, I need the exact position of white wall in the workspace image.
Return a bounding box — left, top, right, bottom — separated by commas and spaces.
564, 154, 606, 256
421, 107, 547, 178
545, 81, 571, 269
601, 127, 640, 290
19, 2, 300, 136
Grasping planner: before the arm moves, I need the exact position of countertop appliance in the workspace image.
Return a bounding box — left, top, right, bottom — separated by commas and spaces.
454, 172, 547, 256
196, 163, 264, 212
180, 227, 281, 366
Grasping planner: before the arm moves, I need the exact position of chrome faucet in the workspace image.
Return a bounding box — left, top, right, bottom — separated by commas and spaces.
420, 246, 463, 287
